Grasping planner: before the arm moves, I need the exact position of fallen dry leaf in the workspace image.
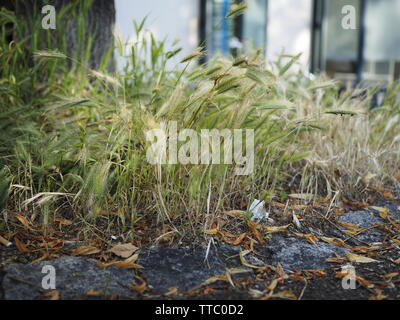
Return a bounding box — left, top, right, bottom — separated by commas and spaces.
274, 290, 297, 300
356, 275, 374, 288
267, 278, 279, 292
14, 237, 31, 253
288, 193, 315, 201
130, 276, 147, 293
43, 290, 60, 300
326, 256, 347, 264
164, 287, 178, 297
388, 218, 400, 230
54, 217, 73, 226
14, 213, 30, 230
247, 221, 265, 244
370, 206, 389, 220
294, 233, 318, 244
369, 289, 387, 300
99, 253, 143, 269
337, 221, 363, 232
86, 289, 102, 296
265, 290, 297, 300
192, 274, 231, 292
108, 243, 138, 258
263, 225, 289, 234
225, 232, 247, 246
345, 252, 380, 263
305, 270, 326, 277
352, 245, 380, 253
320, 236, 346, 247
203, 287, 216, 295
239, 250, 261, 269
203, 229, 218, 235
224, 210, 246, 218
71, 246, 101, 256
382, 272, 399, 278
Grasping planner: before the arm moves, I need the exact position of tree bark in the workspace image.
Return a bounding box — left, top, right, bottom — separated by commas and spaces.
11, 0, 116, 71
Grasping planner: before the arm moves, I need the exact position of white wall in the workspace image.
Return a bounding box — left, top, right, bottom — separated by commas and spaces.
115, 0, 199, 69
266, 0, 312, 67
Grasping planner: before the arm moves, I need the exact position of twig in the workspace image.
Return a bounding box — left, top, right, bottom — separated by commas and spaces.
313, 209, 371, 246
5, 273, 45, 293
298, 279, 307, 300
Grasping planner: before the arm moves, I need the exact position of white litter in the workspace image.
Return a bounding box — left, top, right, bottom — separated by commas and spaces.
249, 199, 269, 221
292, 212, 302, 228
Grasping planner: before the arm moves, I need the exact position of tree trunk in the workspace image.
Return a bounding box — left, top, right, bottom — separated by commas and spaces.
11, 0, 116, 72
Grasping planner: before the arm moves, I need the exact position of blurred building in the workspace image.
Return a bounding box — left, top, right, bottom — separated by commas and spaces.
115, 0, 400, 83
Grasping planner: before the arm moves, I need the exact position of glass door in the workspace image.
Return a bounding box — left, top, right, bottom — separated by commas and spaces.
201, 0, 268, 59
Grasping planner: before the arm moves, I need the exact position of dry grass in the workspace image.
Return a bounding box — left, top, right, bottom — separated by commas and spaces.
0, 9, 399, 244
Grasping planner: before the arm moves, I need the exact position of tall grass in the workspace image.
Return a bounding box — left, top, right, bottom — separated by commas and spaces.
1, 7, 399, 242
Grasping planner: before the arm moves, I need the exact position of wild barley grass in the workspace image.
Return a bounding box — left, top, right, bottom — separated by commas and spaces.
0, 9, 399, 241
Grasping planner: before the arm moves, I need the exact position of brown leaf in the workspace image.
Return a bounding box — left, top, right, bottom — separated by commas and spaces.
356, 275, 374, 288
369, 289, 387, 300
267, 278, 279, 291
326, 257, 346, 264
382, 272, 399, 278
224, 210, 246, 218
320, 236, 346, 247
288, 193, 315, 201
43, 290, 60, 300
337, 221, 363, 232
71, 246, 101, 256
14, 213, 30, 229
98, 209, 125, 216
239, 250, 260, 269
275, 263, 286, 278
352, 245, 380, 253
99, 253, 143, 269
305, 270, 326, 277
86, 289, 102, 296
14, 237, 31, 253
370, 206, 389, 220
345, 252, 380, 263
108, 243, 138, 258
226, 232, 247, 246
275, 290, 297, 300
263, 225, 289, 234
54, 217, 73, 226
203, 229, 218, 235
269, 290, 297, 300
130, 276, 147, 293
164, 287, 178, 297
203, 288, 215, 295
383, 190, 394, 199
294, 233, 318, 244
247, 221, 265, 244
202, 275, 230, 286
388, 218, 400, 230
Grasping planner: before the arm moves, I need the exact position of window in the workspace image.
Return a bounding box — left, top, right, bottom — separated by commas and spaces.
311, 0, 400, 83
200, 0, 268, 60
